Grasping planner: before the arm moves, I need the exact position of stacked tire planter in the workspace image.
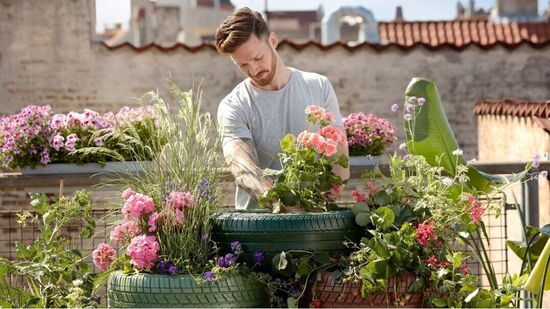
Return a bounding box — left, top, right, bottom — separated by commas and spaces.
107, 271, 268, 308
312, 271, 423, 308
210, 209, 363, 268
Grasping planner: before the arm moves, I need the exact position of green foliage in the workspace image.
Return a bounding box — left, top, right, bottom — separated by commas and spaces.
259, 134, 347, 212
0, 191, 98, 308
403, 77, 505, 193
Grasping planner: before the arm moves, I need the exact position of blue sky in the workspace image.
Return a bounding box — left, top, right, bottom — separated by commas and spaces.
96, 0, 548, 32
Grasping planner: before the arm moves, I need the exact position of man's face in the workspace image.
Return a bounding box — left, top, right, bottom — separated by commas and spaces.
231, 33, 277, 87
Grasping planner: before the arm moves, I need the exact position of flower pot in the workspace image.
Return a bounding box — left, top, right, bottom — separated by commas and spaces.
107, 271, 268, 308
348, 155, 380, 167
312, 271, 423, 308
20, 161, 151, 175
210, 210, 362, 267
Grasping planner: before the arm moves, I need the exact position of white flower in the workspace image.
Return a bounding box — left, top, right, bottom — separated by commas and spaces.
72, 279, 83, 287
467, 158, 477, 165
452, 148, 463, 156
399, 143, 407, 150
458, 174, 469, 184
441, 177, 453, 186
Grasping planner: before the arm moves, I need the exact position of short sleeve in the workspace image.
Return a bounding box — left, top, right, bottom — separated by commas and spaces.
217, 99, 253, 147
322, 77, 344, 127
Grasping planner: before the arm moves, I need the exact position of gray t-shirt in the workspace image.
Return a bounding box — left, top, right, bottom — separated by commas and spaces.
217, 68, 343, 210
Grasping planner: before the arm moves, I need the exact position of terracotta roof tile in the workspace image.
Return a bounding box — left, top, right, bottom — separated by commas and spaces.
104, 20, 550, 52
474, 100, 550, 118
378, 20, 550, 47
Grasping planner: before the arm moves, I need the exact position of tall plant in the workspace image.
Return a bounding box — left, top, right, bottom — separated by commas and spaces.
102, 81, 224, 273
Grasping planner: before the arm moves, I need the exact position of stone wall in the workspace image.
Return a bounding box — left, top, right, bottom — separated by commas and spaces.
2, 0, 550, 159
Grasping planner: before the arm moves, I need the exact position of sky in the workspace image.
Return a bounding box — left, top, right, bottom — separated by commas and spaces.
95, 0, 549, 32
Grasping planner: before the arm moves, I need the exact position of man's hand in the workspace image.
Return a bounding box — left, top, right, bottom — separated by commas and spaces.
331, 126, 350, 181
223, 138, 273, 202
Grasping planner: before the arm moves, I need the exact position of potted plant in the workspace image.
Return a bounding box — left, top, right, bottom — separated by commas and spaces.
93, 83, 267, 308
0, 104, 162, 174
343, 112, 397, 166
0, 189, 99, 307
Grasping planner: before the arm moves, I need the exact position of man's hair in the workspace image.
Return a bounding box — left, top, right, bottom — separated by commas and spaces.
215, 7, 269, 55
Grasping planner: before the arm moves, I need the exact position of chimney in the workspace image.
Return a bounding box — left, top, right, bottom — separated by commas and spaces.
456, 1, 465, 19
394, 6, 404, 22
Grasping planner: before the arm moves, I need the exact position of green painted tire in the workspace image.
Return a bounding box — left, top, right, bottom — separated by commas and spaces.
107, 271, 268, 308
211, 210, 362, 265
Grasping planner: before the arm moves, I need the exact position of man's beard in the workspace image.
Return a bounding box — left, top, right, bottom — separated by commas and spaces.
251, 49, 277, 87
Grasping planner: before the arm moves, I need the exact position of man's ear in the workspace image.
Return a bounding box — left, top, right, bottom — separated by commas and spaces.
268, 32, 278, 49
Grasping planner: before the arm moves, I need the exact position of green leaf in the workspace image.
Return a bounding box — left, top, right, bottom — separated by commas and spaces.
81, 226, 93, 239
432, 297, 448, 307
540, 224, 550, 236
404, 78, 505, 193
351, 202, 370, 216
280, 134, 296, 152
313, 252, 331, 265
371, 206, 394, 230
355, 212, 370, 227
287, 297, 298, 308
297, 257, 312, 276
373, 191, 392, 205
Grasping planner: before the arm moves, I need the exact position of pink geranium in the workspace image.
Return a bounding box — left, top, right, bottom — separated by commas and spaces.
121, 188, 136, 200
305, 105, 334, 127
167, 191, 194, 210
92, 243, 116, 271
416, 221, 436, 246
127, 235, 160, 270
110, 220, 141, 244
122, 193, 156, 219
148, 212, 160, 232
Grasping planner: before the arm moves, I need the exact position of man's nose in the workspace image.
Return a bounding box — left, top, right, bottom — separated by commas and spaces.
249, 63, 258, 76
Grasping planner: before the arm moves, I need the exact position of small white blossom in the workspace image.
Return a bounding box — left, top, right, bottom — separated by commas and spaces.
467, 158, 477, 165
458, 174, 469, 184
72, 279, 83, 287
452, 149, 463, 156
441, 177, 454, 186
399, 143, 407, 150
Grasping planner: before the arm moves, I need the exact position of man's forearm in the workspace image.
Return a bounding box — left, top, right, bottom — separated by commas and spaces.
224, 139, 272, 200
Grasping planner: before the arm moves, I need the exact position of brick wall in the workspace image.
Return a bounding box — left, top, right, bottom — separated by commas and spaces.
2, 1, 550, 159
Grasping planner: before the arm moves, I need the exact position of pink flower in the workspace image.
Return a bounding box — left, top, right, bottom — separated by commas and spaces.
437, 260, 451, 269
92, 243, 116, 271
391, 104, 399, 112
425, 255, 438, 266
50, 114, 67, 129
121, 188, 136, 200
148, 212, 160, 232
122, 193, 156, 219
323, 140, 337, 156
167, 191, 194, 210
305, 105, 333, 126
461, 261, 469, 274
416, 221, 435, 246
127, 235, 160, 270
175, 208, 185, 223
351, 190, 366, 203
40, 150, 50, 165
319, 126, 346, 145
470, 205, 485, 225
364, 181, 378, 195
50, 134, 65, 151
110, 220, 141, 244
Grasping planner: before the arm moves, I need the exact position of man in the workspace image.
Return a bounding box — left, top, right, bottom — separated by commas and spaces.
215, 7, 349, 210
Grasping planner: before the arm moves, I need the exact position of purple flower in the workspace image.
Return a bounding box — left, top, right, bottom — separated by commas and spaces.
40, 150, 50, 165
201, 232, 211, 242
405, 103, 415, 113
224, 253, 237, 265
533, 153, 541, 169
217, 256, 228, 268
230, 241, 241, 253
404, 113, 412, 121
541, 170, 548, 178
156, 261, 169, 273
403, 154, 412, 162
94, 138, 104, 146
253, 250, 265, 264
417, 97, 426, 106
391, 104, 399, 112
203, 271, 216, 283
167, 265, 178, 275
50, 134, 65, 151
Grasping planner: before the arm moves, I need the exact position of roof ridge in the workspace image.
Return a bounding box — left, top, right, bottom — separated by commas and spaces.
474, 100, 550, 118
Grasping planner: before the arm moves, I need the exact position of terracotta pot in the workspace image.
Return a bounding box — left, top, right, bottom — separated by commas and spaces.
312, 271, 423, 308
